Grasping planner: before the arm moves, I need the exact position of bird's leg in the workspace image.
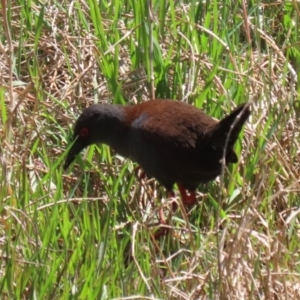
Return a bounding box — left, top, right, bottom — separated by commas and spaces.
167, 190, 178, 211
154, 190, 176, 238
177, 183, 196, 206
154, 209, 168, 238
134, 166, 146, 180
158, 190, 177, 224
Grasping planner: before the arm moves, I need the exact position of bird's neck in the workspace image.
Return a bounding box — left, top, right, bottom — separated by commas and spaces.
98, 105, 130, 157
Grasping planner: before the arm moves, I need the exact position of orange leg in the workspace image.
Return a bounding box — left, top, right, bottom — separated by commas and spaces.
177, 183, 196, 206
154, 186, 197, 238
134, 166, 146, 180
154, 190, 176, 238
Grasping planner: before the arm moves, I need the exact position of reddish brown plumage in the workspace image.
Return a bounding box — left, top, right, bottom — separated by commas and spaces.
64, 99, 250, 215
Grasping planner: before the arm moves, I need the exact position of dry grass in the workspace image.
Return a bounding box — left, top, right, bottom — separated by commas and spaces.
1, 0, 300, 299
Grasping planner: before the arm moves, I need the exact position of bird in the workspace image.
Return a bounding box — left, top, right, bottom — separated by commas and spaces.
64, 100, 250, 233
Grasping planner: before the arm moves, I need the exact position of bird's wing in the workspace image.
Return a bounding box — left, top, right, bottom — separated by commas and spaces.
127, 101, 212, 176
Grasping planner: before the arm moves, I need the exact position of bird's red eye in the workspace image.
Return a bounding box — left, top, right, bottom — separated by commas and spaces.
80, 127, 89, 137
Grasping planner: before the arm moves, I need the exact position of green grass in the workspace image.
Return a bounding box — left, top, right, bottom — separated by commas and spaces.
1, 0, 300, 299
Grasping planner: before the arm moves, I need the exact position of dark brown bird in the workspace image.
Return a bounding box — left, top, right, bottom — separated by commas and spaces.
64, 100, 250, 221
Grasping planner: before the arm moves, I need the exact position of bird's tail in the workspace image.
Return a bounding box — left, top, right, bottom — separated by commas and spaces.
209, 103, 251, 156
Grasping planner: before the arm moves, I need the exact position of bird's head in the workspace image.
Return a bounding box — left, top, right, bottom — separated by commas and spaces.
64, 104, 125, 170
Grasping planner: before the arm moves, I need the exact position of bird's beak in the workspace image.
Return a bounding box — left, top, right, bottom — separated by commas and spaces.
64, 138, 85, 170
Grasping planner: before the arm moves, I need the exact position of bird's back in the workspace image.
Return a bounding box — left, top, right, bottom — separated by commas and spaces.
124, 100, 249, 191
